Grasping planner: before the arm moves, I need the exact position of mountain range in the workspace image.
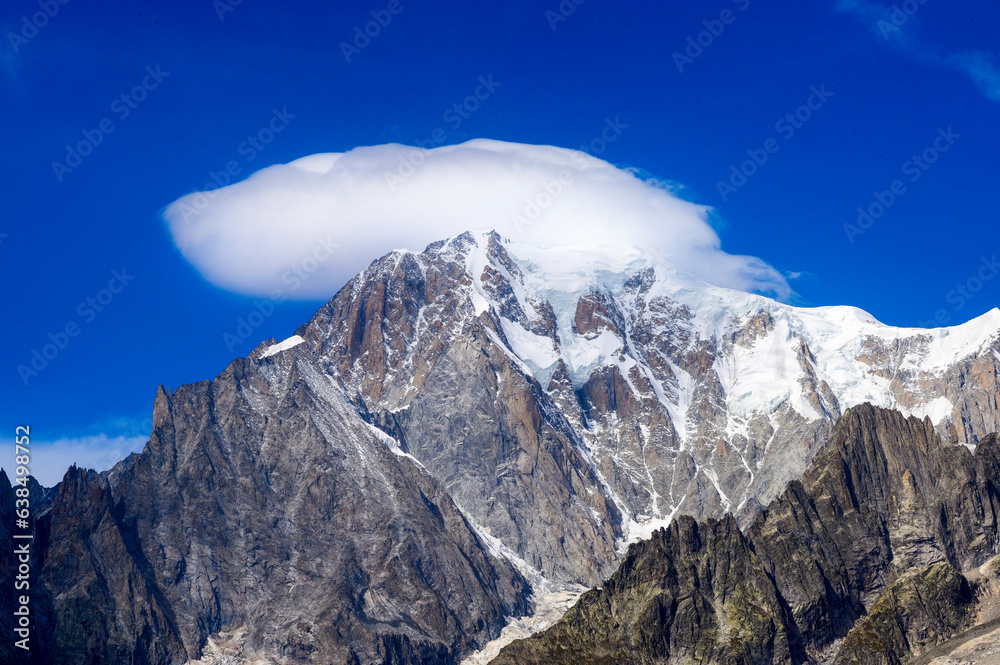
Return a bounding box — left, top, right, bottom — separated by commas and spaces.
493, 404, 1000, 664
4, 230, 1000, 664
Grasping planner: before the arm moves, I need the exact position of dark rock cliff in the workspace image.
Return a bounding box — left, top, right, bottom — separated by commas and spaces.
9, 347, 531, 665
491, 405, 1000, 664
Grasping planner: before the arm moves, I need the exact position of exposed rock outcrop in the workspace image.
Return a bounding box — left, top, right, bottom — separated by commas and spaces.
8, 231, 1000, 664
491, 405, 1000, 664
832, 563, 975, 665
296, 231, 1000, 585
15, 347, 530, 665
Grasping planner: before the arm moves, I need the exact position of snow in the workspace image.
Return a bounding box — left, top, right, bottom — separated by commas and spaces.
455, 509, 587, 665
918, 308, 1000, 367
459, 588, 584, 665
466, 239, 492, 316
455, 231, 999, 433
240, 233, 1000, 661
505, 243, 1000, 426
620, 499, 685, 546
362, 421, 428, 469
907, 396, 954, 423
663, 359, 696, 441
714, 318, 821, 422
563, 329, 625, 385
261, 335, 304, 358
498, 318, 560, 383
342, 232, 1000, 580
701, 467, 732, 511
483, 327, 538, 379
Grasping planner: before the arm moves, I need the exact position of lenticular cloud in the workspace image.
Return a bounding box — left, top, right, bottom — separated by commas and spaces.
163, 139, 791, 300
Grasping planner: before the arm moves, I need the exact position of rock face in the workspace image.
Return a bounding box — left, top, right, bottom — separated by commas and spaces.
16, 347, 530, 665
488, 514, 803, 665
294, 231, 1000, 587
7, 230, 1000, 663
490, 405, 1000, 664
832, 563, 975, 665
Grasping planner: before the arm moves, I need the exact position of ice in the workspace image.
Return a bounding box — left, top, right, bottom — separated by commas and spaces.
498, 317, 560, 383
456, 509, 587, 665
907, 396, 954, 423
260, 335, 305, 358
457, 233, 1000, 432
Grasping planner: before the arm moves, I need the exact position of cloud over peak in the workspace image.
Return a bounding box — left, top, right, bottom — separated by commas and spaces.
163, 139, 791, 301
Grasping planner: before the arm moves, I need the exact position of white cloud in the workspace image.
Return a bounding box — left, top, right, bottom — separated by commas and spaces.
14, 434, 148, 487
163, 139, 791, 301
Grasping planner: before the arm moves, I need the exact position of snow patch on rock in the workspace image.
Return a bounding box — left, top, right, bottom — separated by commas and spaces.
260, 335, 304, 358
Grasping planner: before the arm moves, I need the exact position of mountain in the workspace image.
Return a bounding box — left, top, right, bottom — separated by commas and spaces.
5, 230, 1000, 664
490, 404, 1000, 664
295, 230, 1000, 585
10, 354, 530, 665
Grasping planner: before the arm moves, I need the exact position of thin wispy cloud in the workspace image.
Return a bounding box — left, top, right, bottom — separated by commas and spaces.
836, 0, 1000, 104
945, 50, 1000, 102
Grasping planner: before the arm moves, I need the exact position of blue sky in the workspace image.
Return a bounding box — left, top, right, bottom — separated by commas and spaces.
2, 0, 998, 483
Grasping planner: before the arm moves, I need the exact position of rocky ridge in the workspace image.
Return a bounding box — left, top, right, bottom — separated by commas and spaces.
5, 230, 1000, 663
490, 404, 1000, 664
5, 344, 531, 665
296, 230, 1000, 586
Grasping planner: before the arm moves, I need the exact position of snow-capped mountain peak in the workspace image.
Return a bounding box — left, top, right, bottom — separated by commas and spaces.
299, 229, 1000, 585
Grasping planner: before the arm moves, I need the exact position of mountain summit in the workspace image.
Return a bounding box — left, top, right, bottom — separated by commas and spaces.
296, 230, 1000, 581
6, 230, 1000, 665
